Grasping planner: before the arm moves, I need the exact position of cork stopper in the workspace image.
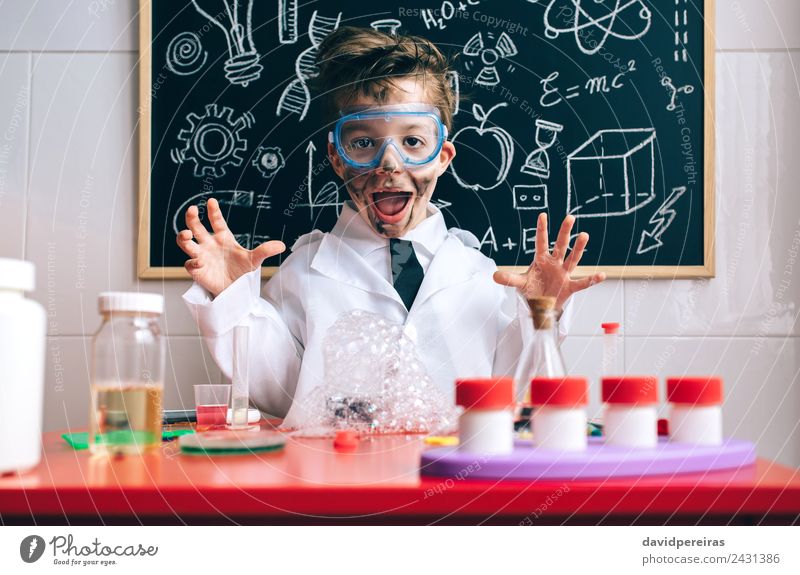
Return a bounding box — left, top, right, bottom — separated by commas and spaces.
527, 296, 556, 329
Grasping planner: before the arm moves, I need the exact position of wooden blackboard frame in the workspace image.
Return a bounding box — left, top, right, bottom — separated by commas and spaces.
137, 0, 715, 280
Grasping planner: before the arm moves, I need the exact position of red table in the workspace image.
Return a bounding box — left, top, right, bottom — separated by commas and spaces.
1, 425, 799, 525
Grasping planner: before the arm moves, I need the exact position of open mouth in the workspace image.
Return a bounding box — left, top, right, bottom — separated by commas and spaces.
370, 190, 413, 224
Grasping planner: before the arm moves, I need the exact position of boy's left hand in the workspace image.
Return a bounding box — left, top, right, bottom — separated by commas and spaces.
493, 212, 606, 313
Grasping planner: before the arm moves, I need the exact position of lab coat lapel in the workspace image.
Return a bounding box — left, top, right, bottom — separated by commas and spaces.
412, 236, 479, 310
310, 233, 405, 306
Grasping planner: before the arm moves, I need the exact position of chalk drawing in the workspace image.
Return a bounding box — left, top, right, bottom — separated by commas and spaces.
637, 186, 687, 254
541, 0, 652, 56
165, 32, 207, 76
449, 103, 514, 191
297, 140, 342, 218
513, 184, 549, 210
462, 31, 518, 87
171, 104, 254, 178
190, 0, 263, 87
566, 128, 656, 218
521, 119, 564, 179
277, 10, 342, 121
661, 75, 694, 111
279, 0, 299, 44
252, 146, 285, 179
370, 18, 402, 35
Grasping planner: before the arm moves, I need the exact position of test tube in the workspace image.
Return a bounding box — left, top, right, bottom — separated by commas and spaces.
601, 322, 622, 376
230, 324, 250, 429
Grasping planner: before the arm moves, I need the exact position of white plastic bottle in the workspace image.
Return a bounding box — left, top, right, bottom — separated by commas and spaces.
602, 376, 659, 448
667, 376, 723, 445
531, 377, 588, 451
0, 259, 46, 475
456, 377, 514, 455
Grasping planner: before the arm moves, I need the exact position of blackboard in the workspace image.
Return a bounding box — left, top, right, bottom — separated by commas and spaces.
138, 0, 714, 279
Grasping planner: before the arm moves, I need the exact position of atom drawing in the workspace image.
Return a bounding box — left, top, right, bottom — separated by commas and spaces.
541, 0, 652, 56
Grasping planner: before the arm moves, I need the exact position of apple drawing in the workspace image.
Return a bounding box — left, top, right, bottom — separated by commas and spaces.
449, 103, 515, 191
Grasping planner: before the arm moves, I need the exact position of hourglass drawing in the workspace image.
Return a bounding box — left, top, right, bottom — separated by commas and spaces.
521, 119, 564, 179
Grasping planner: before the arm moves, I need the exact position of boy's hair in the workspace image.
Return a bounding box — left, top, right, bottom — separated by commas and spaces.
313, 26, 456, 132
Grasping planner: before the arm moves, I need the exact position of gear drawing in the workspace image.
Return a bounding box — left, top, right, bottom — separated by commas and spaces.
171, 104, 254, 178
252, 146, 285, 179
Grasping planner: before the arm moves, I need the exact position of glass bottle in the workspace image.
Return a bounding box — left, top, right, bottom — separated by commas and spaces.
89, 292, 165, 455
513, 296, 566, 429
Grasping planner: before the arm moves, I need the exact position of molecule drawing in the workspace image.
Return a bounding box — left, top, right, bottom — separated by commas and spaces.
540, 0, 652, 56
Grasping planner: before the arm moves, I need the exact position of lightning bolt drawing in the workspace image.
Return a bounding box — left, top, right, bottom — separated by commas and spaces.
636, 186, 688, 255
29, 538, 38, 558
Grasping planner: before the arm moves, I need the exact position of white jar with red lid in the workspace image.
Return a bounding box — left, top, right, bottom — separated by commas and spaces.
602, 376, 658, 448
531, 377, 588, 451
667, 376, 723, 445
456, 377, 514, 455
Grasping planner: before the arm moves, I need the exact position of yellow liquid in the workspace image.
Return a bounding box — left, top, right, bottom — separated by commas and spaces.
89, 384, 163, 455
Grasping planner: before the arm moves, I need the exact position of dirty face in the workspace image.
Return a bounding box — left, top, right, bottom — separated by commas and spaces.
328, 77, 456, 238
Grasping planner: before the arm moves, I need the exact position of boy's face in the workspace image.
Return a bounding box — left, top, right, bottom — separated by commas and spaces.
328, 77, 456, 238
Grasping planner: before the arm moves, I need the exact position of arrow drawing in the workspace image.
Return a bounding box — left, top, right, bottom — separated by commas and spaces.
299, 140, 340, 219
636, 186, 688, 254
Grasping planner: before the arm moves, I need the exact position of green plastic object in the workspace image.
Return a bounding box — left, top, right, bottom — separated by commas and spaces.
62, 429, 195, 450
178, 430, 286, 456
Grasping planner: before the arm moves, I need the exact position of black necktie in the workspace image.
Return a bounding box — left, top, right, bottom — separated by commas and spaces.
389, 239, 424, 310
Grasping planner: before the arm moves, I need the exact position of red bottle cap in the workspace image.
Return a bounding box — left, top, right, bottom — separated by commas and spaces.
333, 430, 359, 449
530, 377, 588, 407
657, 418, 670, 436
602, 376, 658, 405
601, 322, 620, 334
456, 378, 514, 410
666, 377, 723, 405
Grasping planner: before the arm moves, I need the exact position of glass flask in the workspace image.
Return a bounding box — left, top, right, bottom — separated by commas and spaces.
513, 296, 566, 430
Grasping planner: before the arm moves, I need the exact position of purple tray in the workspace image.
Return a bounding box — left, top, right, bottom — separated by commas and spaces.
420, 437, 756, 480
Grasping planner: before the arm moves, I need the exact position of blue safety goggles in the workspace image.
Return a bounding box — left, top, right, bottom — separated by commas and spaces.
328, 103, 448, 171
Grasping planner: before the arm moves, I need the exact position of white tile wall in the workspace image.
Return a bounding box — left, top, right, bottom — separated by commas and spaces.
0, 2, 798, 467
0, 0, 138, 52
0, 53, 30, 260
26, 52, 199, 337
716, 0, 800, 51
561, 336, 605, 421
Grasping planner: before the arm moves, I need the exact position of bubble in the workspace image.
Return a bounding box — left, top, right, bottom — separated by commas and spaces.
294, 309, 459, 436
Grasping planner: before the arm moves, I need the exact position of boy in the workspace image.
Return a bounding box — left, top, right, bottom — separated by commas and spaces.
178, 27, 605, 427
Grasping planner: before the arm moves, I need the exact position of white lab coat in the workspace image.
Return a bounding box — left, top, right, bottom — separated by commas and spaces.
183, 206, 571, 428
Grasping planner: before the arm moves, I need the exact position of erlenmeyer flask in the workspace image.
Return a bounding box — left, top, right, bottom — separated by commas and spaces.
513, 296, 567, 431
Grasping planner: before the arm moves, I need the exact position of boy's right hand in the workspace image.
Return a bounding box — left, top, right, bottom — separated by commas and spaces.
176, 198, 285, 298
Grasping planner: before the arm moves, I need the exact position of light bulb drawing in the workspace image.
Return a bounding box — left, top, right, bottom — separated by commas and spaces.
191, 0, 263, 87
520, 119, 564, 179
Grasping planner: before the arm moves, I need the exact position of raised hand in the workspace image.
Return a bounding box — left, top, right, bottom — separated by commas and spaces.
493, 212, 605, 312
176, 198, 285, 298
